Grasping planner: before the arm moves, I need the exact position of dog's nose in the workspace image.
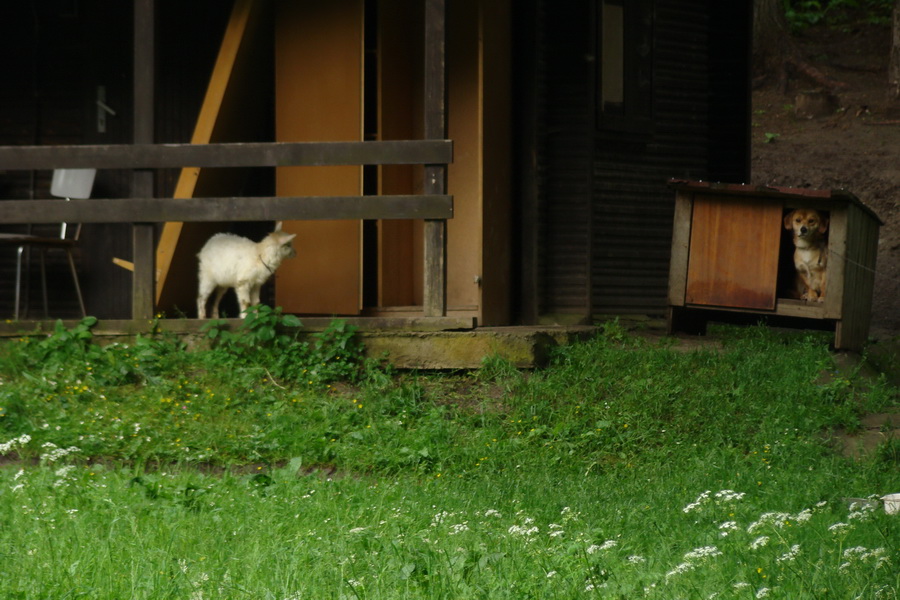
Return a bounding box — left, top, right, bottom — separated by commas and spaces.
800, 226, 808, 235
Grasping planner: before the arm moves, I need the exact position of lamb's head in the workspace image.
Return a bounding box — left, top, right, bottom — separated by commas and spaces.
259, 231, 297, 271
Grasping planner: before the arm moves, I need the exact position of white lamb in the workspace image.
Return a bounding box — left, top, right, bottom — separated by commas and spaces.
196, 230, 297, 319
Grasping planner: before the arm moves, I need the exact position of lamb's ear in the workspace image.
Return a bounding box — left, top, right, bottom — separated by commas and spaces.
284, 233, 297, 242
274, 221, 283, 232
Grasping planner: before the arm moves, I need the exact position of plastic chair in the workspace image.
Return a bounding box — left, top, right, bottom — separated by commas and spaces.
0, 168, 95, 319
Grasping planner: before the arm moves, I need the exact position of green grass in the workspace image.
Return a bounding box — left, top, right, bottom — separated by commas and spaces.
0, 318, 897, 598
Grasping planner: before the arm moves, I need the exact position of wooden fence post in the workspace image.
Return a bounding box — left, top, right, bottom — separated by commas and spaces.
423, 0, 447, 318
132, 0, 156, 320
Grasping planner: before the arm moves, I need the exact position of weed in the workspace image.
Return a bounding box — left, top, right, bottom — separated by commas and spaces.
201, 305, 363, 386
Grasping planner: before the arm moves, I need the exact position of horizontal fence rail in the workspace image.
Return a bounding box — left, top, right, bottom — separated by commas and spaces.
0, 139, 453, 321
0, 196, 453, 223
0, 140, 453, 170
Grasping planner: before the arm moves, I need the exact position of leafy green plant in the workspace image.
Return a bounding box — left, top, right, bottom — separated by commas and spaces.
784, 0, 893, 31
200, 305, 363, 386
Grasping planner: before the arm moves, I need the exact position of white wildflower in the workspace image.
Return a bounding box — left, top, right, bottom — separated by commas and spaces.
718, 520, 739, 536
714, 489, 746, 502
665, 562, 695, 580
848, 503, 875, 522
587, 539, 617, 554
0, 434, 31, 454
756, 587, 770, 598
449, 522, 469, 535
733, 582, 751, 590
776, 544, 801, 563
684, 545, 722, 561
828, 522, 851, 535
431, 511, 455, 526
750, 536, 770, 550
508, 525, 539, 537
546, 570, 557, 578
747, 512, 790, 533
549, 530, 565, 538
348, 527, 367, 534
627, 555, 646, 564
683, 490, 711, 513
483, 509, 502, 518
792, 508, 813, 523
39, 443, 80, 463
54, 465, 75, 478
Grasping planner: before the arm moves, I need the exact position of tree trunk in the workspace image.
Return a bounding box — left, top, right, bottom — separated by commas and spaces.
753, 0, 847, 92
753, 0, 791, 74
889, 0, 900, 101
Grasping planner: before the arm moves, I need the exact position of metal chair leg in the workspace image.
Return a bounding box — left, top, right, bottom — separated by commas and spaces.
14, 246, 24, 321
39, 249, 49, 318
65, 249, 86, 317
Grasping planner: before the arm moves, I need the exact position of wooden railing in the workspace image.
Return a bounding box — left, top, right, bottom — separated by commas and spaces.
0, 140, 452, 321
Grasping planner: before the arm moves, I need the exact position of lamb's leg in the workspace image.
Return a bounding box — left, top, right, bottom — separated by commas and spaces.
236, 285, 253, 318
197, 278, 216, 319
250, 285, 261, 307
210, 287, 228, 319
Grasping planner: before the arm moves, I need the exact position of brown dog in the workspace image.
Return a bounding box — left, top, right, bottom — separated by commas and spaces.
784, 208, 828, 302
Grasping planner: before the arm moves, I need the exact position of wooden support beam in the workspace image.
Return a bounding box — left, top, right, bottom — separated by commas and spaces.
133, 0, 156, 320
0, 140, 453, 170
0, 196, 453, 224
423, 0, 447, 318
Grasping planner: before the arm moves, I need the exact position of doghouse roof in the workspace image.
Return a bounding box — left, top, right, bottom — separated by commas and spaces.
668, 179, 884, 226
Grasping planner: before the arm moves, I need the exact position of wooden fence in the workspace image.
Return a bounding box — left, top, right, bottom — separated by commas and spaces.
0, 140, 452, 322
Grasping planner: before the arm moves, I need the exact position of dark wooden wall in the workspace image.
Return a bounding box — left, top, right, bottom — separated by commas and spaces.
0, 0, 235, 319
518, 0, 751, 321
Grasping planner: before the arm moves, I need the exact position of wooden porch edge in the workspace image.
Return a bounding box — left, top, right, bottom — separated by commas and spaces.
0, 316, 476, 338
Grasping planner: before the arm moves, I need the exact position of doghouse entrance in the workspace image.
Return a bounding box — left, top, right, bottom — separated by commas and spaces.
776, 206, 831, 302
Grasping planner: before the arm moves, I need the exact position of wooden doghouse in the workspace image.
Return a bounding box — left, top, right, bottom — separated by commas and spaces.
667, 180, 882, 350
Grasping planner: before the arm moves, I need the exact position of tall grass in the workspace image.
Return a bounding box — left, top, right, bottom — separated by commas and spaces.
0, 319, 897, 598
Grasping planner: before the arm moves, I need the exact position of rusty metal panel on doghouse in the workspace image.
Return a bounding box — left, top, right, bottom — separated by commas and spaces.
685, 195, 783, 310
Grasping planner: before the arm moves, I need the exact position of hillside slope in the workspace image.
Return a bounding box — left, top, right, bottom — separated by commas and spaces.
750, 24, 899, 336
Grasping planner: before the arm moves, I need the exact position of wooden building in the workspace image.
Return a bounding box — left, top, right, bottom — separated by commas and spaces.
0, 0, 752, 329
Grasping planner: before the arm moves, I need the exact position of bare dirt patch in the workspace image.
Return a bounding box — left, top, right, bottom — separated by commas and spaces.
751, 24, 900, 337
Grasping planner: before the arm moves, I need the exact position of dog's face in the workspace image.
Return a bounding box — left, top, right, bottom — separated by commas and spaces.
784, 209, 828, 240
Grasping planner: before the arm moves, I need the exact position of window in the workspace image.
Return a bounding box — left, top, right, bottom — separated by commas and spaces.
596, 0, 653, 131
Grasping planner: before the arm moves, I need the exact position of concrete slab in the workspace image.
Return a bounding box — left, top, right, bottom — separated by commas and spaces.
360, 326, 597, 369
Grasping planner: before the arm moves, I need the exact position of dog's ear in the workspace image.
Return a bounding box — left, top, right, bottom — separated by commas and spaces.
784, 211, 796, 230
819, 216, 829, 233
